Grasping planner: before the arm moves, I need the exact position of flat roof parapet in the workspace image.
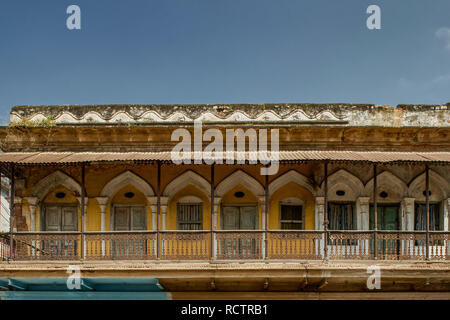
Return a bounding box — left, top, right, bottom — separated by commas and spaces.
9, 103, 450, 127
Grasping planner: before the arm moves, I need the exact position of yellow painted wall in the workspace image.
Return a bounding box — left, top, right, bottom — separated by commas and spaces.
106, 184, 152, 231
166, 184, 211, 230
40, 186, 80, 231
268, 182, 315, 230
22, 164, 318, 232
218, 184, 261, 229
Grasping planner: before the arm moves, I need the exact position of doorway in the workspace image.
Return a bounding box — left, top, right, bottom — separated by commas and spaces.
369, 204, 400, 257
220, 205, 259, 258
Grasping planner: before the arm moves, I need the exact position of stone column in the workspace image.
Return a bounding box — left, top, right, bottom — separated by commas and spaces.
23, 197, 38, 232
258, 196, 266, 259
147, 196, 158, 230
314, 197, 325, 230
95, 197, 109, 232
356, 197, 370, 257
212, 197, 221, 259
356, 197, 370, 230
159, 196, 169, 256
402, 198, 415, 257
444, 198, 450, 232
95, 197, 109, 257
402, 198, 415, 231
160, 197, 169, 230
314, 197, 325, 258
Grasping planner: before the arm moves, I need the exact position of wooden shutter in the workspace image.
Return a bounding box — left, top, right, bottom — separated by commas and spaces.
45, 206, 61, 231
239, 206, 257, 230
177, 204, 202, 230
61, 206, 77, 231
131, 206, 146, 230
222, 206, 239, 230
114, 207, 130, 231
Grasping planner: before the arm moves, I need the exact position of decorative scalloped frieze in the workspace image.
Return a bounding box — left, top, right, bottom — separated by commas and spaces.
10, 104, 348, 124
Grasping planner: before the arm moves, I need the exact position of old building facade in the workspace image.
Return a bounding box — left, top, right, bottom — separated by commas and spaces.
0, 103, 449, 299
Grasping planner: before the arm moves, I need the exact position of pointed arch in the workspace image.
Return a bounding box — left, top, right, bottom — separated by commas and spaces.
269, 170, 316, 195
163, 170, 211, 198
364, 171, 408, 200
215, 170, 264, 197
321, 169, 364, 201
100, 171, 154, 198
408, 170, 449, 200
32, 170, 82, 201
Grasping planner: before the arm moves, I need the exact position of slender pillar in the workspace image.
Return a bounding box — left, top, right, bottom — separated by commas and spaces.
425, 165, 430, 260
323, 162, 328, 261
81, 164, 86, 260
264, 169, 269, 260
9, 164, 15, 260
373, 164, 378, 259
210, 164, 214, 260
156, 161, 161, 259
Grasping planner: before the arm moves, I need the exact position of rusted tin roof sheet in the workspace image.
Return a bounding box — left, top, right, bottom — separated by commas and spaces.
0, 151, 449, 164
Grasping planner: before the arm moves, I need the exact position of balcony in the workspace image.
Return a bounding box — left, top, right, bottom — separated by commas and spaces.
2, 230, 449, 262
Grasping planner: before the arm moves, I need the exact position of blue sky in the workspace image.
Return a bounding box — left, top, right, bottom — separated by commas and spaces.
0, 0, 449, 123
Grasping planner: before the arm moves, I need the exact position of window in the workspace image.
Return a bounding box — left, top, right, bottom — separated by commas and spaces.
43, 204, 78, 231
414, 203, 442, 231
280, 205, 303, 230
113, 206, 146, 230
328, 203, 356, 230
177, 203, 203, 230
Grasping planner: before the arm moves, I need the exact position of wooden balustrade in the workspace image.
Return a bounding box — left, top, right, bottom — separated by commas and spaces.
85, 231, 157, 260
0, 233, 9, 261
328, 231, 373, 260
3, 230, 449, 261
12, 232, 81, 261
160, 231, 210, 260
215, 230, 264, 260
267, 230, 324, 260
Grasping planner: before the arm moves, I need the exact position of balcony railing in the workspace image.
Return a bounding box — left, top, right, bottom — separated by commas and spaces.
1, 231, 449, 262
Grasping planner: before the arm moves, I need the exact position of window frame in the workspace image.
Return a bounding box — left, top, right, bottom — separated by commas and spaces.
41, 203, 79, 231
111, 204, 147, 231
413, 202, 442, 231
327, 201, 357, 231
278, 197, 305, 230
176, 202, 203, 230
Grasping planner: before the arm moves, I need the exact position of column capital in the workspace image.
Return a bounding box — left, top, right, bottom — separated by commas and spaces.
96, 197, 109, 213
315, 196, 325, 205
213, 197, 222, 206
402, 197, 415, 208
160, 196, 169, 206
257, 196, 265, 204
357, 197, 370, 205
13, 196, 23, 205
23, 196, 39, 207
147, 196, 158, 205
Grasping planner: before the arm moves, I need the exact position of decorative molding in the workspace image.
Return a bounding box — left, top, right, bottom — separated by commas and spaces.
163, 171, 210, 199
269, 170, 316, 196
408, 170, 449, 201
363, 171, 408, 201
100, 171, 154, 198
10, 104, 349, 124
31, 170, 81, 201
215, 170, 264, 197
178, 195, 203, 203
321, 169, 364, 201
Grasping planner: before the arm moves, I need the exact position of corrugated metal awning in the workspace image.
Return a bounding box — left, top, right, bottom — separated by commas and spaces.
0, 151, 449, 164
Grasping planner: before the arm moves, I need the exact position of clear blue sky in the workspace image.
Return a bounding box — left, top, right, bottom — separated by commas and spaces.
0, 0, 449, 123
